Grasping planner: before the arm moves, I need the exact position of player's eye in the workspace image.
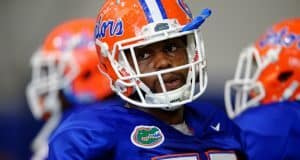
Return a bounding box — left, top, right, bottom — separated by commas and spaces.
135, 49, 151, 61
163, 43, 178, 53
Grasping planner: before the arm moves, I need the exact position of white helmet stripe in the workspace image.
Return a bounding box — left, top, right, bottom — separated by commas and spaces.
140, 0, 167, 23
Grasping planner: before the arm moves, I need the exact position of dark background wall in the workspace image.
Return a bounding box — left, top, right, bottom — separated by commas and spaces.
0, 0, 299, 159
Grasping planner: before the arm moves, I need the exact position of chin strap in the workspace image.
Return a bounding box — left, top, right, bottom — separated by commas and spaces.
31, 113, 61, 160
145, 84, 190, 110
281, 81, 299, 101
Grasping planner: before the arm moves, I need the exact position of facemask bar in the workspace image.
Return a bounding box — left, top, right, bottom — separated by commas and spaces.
26, 49, 78, 119
97, 24, 207, 109
225, 46, 266, 118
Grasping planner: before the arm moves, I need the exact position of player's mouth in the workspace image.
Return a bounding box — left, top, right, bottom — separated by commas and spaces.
162, 75, 184, 91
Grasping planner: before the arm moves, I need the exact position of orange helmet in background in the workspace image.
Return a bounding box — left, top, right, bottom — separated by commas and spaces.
26, 18, 113, 120
225, 18, 300, 118
95, 0, 211, 109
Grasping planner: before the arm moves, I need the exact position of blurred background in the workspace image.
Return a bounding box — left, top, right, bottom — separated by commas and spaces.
0, 0, 299, 159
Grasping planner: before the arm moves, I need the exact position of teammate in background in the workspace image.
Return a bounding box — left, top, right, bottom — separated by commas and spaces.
26, 18, 112, 160
225, 18, 300, 160
49, 1, 246, 159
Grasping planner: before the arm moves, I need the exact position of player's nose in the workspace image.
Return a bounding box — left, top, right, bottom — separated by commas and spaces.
152, 50, 172, 70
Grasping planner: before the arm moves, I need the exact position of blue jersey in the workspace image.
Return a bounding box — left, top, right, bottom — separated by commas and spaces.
48, 96, 244, 160
234, 101, 300, 160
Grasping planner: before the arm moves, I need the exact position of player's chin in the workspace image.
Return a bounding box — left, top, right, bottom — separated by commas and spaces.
154, 80, 185, 93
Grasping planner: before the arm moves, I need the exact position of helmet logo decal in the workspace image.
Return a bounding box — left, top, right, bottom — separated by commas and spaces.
259, 28, 300, 49
130, 125, 164, 149
95, 17, 124, 39
177, 0, 193, 19
154, 23, 170, 32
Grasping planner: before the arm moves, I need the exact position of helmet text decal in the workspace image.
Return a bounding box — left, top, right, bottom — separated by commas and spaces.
260, 28, 300, 49
95, 17, 124, 39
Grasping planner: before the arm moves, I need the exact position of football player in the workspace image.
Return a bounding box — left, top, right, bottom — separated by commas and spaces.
225, 18, 300, 159
48, 1, 246, 159
26, 18, 112, 160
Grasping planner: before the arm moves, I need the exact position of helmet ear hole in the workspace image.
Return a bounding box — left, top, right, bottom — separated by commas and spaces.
278, 71, 293, 82
82, 70, 92, 80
